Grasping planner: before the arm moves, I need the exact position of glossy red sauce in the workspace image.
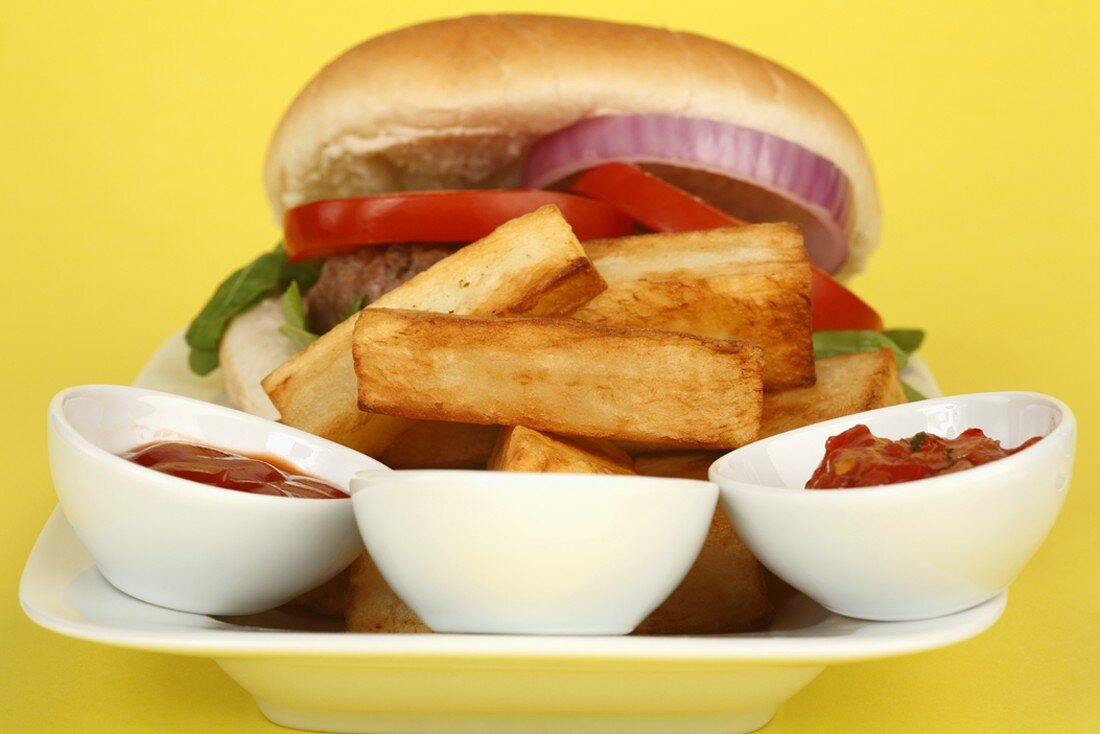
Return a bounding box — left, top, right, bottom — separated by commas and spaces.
120, 440, 348, 499
806, 424, 1041, 489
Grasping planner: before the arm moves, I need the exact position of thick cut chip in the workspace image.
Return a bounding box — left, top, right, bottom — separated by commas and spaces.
345, 551, 430, 634
632, 450, 724, 481
262, 205, 607, 456
380, 421, 500, 470
632, 450, 771, 634
761, 348, 906, 438
576, 224, 813, 392
490, 425, 635, 474
354, 310, 764, 449
634, 509, 771, 634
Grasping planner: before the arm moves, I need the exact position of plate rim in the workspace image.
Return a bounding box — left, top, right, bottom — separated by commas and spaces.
21, 508, 1007, 662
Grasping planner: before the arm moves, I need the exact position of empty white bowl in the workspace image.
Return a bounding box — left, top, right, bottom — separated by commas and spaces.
47, 385, 386, 615
350, 470, 717, 635
711, 392, 1075, 621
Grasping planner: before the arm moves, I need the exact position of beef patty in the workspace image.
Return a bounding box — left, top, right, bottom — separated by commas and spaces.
305, 244, 459, 333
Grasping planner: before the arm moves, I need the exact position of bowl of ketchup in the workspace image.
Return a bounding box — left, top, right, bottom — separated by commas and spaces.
47, 385, 386, 615
710, 392, 1076, 621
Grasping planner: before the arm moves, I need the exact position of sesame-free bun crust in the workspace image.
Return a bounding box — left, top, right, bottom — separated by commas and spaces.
219, 296, 300, 420
265, 14, 881, 277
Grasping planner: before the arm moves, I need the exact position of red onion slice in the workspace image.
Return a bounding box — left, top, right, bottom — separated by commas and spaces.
522, 115, 853, 272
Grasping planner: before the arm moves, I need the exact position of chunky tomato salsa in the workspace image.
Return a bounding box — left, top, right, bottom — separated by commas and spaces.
120, 440, 349, 499
806, 424, 1041, 489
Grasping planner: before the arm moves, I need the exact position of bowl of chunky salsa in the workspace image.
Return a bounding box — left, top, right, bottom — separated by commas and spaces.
710, 392, 1075, 621
806, 425, 1042, 489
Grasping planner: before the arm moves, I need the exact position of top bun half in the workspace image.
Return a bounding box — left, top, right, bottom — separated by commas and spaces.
264, 14, 881, 277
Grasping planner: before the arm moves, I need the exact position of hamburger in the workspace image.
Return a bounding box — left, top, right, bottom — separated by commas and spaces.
188, 14, 883, 419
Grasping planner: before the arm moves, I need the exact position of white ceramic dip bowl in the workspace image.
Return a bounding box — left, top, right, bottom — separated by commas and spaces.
710, 392, 1075, 621
47, 385, 384, 615
350, 470, 718, 635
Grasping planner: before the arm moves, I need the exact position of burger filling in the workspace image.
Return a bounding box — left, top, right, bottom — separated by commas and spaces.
304, 244, 458, 334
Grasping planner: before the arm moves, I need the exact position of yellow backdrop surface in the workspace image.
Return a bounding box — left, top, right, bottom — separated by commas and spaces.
2, 1, 1097, 731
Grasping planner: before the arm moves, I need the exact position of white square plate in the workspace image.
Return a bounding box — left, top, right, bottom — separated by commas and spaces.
20, 332, 1000, 734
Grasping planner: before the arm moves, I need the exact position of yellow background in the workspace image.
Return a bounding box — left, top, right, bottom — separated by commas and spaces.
2, 1, 1097, 731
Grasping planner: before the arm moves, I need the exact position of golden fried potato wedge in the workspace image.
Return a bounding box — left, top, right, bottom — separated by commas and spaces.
589, 450, 771, 633
632, 450, 724, 481
354, 310, 764, 449
761, 348, 906, 438
262, 205, 607, 455
576, 224, 813, 392
631, 449, 771, 633
490, 426, 635, 474
380, 421, 501, 470
345, 551, 430, 633
634, 509, 771, 634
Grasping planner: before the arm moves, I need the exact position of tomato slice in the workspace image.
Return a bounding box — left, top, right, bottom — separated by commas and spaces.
284, 190, 636, 262
809, 270, 883, 332
571, 162, 748, 231
570, 163, 883, 332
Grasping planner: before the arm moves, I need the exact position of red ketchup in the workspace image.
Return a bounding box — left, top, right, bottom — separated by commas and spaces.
806, 425, 1041, 489
120, 441, 349, 499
